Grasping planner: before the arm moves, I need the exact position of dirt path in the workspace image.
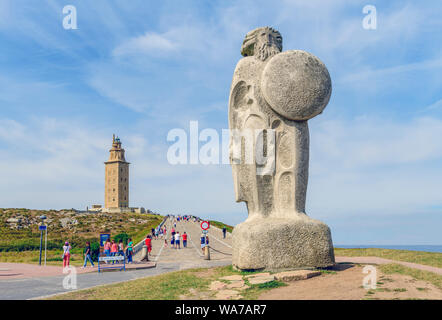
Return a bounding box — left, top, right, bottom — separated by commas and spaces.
259, 264, 442, 300
336, 256, 442, 275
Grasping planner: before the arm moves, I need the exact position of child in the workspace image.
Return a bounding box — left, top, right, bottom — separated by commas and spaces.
164, 239, 168, 247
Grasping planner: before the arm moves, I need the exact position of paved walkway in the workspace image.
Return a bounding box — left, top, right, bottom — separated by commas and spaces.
0, 217, 232, 300
335, 256, 442, 275
0, 262, 155, 280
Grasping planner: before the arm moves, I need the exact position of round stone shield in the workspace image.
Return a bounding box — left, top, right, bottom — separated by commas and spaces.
261, 50, 332, 121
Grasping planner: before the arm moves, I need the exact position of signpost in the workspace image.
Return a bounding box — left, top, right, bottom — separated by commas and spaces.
200, 221, 210, 230
200, 221, 210, 260
100, 233, 111, 247
39, 225, 48, 266
38, 215, 47, 266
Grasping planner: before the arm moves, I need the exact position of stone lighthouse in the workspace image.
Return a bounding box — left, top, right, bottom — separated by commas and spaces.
104, 134, 129, 209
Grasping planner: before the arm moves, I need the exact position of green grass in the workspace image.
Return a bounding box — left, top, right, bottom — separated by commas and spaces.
47, 264, 287, 300
379, 263, 442, 289
49, 268, 210, 300
208, 220, 234, 233
334, 247, 442, 268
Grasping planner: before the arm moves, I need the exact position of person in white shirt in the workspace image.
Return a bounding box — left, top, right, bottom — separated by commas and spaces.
174, 231, 181, 249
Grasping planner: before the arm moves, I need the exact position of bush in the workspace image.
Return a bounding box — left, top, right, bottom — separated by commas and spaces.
90, 242, 100, 262
114, 233, 129, 245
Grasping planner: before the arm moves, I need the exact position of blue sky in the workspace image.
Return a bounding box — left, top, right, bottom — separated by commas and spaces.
0, 0, 441, 245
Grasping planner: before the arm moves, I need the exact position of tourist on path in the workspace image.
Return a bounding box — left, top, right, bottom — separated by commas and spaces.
62, 241, 71, 268
145, 235, 152, 255
155, 228, 159, 240
182, 232, 188, 248
118, 240, 124, 256
200, 233, 206, 254
82, 241, 94, 268
104, 239, 111, 257
222, 227, 227, 239
170, 234, 175, 248
174, 231, 180, 249
126, 238, 134, 263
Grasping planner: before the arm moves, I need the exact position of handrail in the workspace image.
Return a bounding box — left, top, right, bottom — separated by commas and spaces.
133, 216, 168, 255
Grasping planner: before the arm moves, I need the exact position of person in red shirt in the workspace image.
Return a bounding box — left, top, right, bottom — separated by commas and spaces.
145, 235, 152, 254
182, 232, 188, 248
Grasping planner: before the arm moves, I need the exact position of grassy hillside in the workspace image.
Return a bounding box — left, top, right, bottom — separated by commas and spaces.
208, 220, 234, 233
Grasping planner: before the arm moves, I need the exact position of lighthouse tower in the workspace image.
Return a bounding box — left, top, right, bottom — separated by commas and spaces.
104, 134, 130, 209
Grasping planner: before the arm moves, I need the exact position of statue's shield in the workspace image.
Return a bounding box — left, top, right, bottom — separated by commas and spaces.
261, 50, 332, 121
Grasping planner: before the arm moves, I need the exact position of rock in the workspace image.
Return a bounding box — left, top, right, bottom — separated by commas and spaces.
273, 270, 321, 282
244, 272, 270, 278
220, 275, 243, 281
226, 280, 247, 289
209, 281, 227, 291
233, 217, 335, 271
248, 275, 275, 285
215, 290, 242, 300
6, 218, 20, 223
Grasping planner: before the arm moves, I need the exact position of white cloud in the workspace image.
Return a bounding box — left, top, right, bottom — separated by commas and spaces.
113, 31, 177, 57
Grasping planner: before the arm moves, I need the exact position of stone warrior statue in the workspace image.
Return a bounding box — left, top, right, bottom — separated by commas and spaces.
229, 27, 335, 270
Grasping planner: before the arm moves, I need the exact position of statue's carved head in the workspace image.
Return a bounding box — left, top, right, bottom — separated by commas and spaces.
241, 27, 282, 61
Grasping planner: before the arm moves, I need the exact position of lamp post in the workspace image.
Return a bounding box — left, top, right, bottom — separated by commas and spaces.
38, 215, 47, 266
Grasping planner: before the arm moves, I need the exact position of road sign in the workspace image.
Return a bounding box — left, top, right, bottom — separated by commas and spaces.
39, 225, 47, 231
200, 221, 210, 230
100, 233, 111, 247
202, 230, 208, 234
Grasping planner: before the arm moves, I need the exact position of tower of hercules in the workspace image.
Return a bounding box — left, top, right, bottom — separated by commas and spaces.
105, 135, 129, 209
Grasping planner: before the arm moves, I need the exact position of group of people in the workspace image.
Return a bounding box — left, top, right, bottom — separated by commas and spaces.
61, 238, 135, 269
166, 228, 188, 249
102, 238, 134, 265
61, 217, 221, 268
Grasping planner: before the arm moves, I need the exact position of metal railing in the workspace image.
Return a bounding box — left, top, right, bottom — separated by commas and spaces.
133, 216, 168, 255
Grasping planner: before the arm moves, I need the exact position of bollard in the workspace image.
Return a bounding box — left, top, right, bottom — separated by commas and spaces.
204, 245, 210, 260
140, 245, 149, 262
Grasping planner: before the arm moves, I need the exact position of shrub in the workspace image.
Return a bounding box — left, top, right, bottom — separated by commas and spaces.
114, 233, 129, 245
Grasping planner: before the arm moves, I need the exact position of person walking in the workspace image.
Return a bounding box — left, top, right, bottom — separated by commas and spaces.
170, 233, 175, 248
118, 240, 124, 257
174, 231, 180, 249
155, 228, 159, 240
200, 233, 206, 254
104, 239, 111, 257
62, 241, 71, 268
82, 241, 94, 268
126, 238, 134, 264
145, 235, 152, 256
222, 226, 227, 239
182, 232, 188, 248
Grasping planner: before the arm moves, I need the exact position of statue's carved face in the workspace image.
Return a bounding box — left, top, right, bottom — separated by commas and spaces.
241, 27, 282, 61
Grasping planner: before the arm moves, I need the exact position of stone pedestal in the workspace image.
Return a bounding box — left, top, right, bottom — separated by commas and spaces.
232, 215, 335, 271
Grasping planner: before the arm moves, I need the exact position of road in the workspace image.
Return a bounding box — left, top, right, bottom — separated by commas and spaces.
0, 217, 233, 300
